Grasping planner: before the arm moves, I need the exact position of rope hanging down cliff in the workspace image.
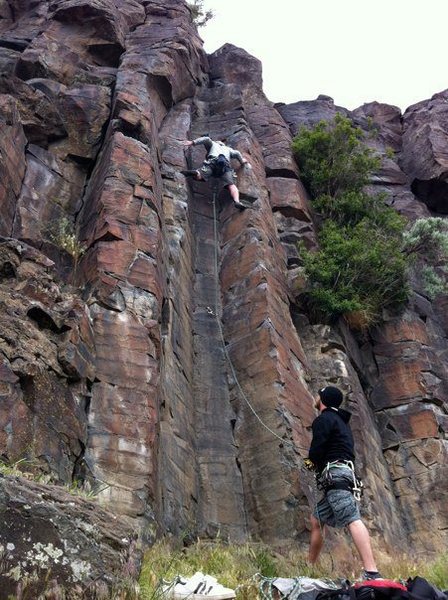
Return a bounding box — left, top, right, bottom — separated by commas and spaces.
209, 186, 309, 456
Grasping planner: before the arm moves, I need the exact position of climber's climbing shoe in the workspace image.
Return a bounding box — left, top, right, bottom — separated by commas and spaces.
234, 201, 247, 210
181, 169, 200, 178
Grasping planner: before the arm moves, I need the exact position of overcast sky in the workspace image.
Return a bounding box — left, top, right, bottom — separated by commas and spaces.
200, 0, 447, 112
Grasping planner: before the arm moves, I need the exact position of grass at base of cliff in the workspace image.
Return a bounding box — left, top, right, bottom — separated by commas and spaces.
138, 539, 448, 599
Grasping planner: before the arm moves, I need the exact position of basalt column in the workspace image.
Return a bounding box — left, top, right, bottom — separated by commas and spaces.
194, 47, 317, 542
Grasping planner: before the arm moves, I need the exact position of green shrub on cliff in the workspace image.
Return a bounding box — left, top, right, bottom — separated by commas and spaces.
292, 114, 409, 328
300, 220, 409, 326
187, 0, 214, 27
292, 115, 448, 327
403, 217, 448, 299
292, 113, 380, 199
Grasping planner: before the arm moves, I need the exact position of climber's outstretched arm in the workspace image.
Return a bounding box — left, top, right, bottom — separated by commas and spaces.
230, 149, 252, 169
182, 137, 213, 151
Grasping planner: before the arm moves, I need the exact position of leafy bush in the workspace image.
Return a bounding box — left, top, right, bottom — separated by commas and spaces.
187, 0, 214, 27
300, 220, 408, 326
44, 216, 87, 282
385, 146, 395, 159
419, 265, 448, 299
312, 190, 404, 231
292, 115, 409, 328
46, 216, 86, 262
292, 113, 380, 199
403, 217, 448, 299
402, 217, 448, 262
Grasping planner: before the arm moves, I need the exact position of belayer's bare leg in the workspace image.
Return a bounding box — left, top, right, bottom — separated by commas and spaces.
309, 515, 325, 563
348, 519, 378, 571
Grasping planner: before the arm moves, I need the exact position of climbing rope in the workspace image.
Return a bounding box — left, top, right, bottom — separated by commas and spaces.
210, 188, 309, 454
209, 186, 325, 534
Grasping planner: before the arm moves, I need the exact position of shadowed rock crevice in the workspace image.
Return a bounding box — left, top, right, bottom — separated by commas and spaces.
410, 177, 448, 214
0, 260, 16, 279
87, 41, 124, 68
265, 167, 299, 179
27, 305, 72, 334
189, 181, 247, 540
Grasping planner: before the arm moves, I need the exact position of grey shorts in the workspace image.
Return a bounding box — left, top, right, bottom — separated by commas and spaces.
200, 163, 236, 186
313, 467, 361, 528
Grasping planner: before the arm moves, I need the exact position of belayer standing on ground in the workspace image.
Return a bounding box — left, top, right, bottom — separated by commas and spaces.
181, 136, 251, 209
306, 386, 382, 580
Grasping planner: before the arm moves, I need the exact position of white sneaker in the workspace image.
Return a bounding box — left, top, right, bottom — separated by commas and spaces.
163, 573, 235, 600
169, 572, 207, 598
195, 574, 217, 595
198, 582, 236, 599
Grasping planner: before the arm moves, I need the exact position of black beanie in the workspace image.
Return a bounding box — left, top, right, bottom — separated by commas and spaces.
318, 386, 343, 408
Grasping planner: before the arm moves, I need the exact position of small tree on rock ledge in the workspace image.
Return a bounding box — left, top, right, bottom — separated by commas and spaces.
292, 114, 448, 329
187, 0, 214, 27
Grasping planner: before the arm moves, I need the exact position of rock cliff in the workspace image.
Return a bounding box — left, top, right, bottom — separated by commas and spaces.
0, 0, 447, 592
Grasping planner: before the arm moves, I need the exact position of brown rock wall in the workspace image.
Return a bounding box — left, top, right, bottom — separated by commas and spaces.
0, 239, 92, 482
204, 47, 315, 542
76, 126, 163, 527
0, 98, 27, 236
70, 0, 208, 532
365, 309, 448, 548
156, 101, 200, 537
13, 144, 86, 252
400, 90, 448, 214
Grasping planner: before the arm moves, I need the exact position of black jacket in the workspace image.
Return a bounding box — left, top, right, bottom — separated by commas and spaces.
308, 407, 355, 473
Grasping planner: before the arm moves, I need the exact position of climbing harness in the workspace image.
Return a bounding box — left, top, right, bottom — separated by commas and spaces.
209, 154, 231, 177
317, 461, 364, 502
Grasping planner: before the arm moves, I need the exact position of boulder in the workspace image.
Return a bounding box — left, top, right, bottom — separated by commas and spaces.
0, 474, 139, 598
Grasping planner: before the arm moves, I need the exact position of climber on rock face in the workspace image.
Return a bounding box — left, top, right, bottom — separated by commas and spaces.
181, 136, 252, 209
306, 386, 382, 581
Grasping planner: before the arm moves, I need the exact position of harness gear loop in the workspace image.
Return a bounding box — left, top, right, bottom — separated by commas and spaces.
317, 460, 364, 501
208, 154, 231, 177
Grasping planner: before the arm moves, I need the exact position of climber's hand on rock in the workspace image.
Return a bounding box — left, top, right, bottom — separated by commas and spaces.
181, 140, 193, 147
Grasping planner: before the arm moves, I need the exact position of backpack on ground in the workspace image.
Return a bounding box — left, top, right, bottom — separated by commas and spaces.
407, 577, 448, 600
353, 580, 408, 600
